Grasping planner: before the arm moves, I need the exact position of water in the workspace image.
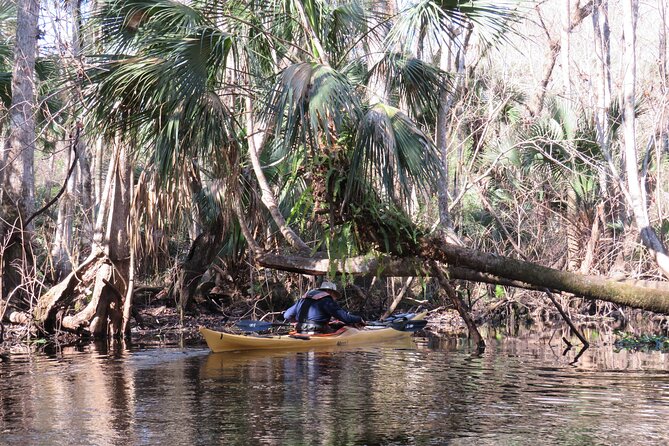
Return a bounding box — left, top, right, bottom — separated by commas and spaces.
1, 331, 668, 446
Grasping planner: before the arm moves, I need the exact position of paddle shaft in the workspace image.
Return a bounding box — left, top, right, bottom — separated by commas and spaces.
236, 318, 427, 332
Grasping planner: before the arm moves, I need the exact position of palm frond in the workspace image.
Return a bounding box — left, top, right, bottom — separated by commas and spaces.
96, 0, 208, 52
347, 103, 443, 207
388, 0, 525, 53
263, 62, 361, 158
0, 0, 16, 40
35, 57, 66, 130
86, 15, 238, 181
324, 1, 377, 65
367, 52, 451, 119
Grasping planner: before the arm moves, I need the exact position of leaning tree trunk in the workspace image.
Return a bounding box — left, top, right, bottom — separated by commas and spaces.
0, 0, 40, 304
529, 1, 594, 117
621, 0, 669, 278
244, 93, 309, 253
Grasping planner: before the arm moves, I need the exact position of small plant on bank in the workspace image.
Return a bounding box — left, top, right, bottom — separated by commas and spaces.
614, 332, 669, 352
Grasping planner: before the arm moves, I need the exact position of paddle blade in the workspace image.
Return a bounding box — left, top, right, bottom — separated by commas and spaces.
390, 319, 428, 332
235, 320, 274, 332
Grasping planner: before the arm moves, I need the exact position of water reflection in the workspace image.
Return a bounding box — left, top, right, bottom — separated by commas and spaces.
1, 330, 669, 446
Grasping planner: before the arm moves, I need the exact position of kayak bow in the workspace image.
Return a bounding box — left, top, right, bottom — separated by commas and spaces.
200, 312, 427, 353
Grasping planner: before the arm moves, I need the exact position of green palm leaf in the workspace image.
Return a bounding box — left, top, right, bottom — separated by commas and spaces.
263, 62, 361, 157
348, 103, 443, 207
367, 52, 451, 119
0, 0, 16, 41
87, 6, 238, 179
388, 0, 524, 52
324, 1, 377, 65
97, 0, 207, 51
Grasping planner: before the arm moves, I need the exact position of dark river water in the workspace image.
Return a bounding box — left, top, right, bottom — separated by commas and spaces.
2, 328, 669, 446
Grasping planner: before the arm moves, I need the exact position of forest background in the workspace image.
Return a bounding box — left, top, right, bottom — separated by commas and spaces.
1, 0, 669, 347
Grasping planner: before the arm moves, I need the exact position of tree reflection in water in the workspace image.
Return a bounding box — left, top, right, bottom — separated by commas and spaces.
1, 331, 669, 445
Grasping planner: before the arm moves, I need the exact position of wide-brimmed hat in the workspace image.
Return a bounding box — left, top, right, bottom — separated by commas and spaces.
318, 281, 340, 295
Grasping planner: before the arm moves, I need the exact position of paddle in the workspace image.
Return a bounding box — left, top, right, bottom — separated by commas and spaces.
388, 319, 427, 332
236, 318, 427, 333
235, 320, 292, 332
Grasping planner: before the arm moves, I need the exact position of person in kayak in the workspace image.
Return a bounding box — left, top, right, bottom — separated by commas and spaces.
283, 280, 363, 333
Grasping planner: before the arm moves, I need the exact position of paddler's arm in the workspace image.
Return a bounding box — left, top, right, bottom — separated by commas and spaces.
323, 298, 362, 324
283, 302, 298, 322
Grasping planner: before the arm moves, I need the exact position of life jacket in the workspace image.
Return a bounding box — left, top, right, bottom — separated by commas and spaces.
296, 289, 334, 332
301, 289, 332, 300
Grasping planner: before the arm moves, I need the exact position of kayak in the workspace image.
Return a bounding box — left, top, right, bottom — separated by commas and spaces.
199, 312, 427, 353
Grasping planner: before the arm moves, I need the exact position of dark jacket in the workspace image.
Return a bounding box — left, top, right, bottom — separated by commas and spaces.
283, 290, 363, 326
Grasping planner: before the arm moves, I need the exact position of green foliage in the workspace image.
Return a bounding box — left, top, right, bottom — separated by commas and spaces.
661, 220, 669, 237
87, 0, 239, 184
264, 62, 361, 157
388, 0, 525, 53
614, 332, 669, 352
323, 1, 375, 65
519, 100, 604, 207
351, 199, 426, 256
367, 52, 450, 120
81, 0, 530, 268
348, 103, 444, 209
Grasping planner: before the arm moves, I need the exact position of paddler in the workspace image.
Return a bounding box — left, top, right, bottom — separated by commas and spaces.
283, 280, 364, 334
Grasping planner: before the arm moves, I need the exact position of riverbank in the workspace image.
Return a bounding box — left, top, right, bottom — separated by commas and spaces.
3, 291, 668, 356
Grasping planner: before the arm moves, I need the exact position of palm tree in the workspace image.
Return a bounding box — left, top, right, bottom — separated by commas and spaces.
34, 0, 523, 333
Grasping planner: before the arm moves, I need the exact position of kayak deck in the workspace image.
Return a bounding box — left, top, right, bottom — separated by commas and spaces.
200, 313, 426, 353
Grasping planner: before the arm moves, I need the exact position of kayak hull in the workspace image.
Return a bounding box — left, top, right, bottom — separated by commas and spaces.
199, 312, 426, 353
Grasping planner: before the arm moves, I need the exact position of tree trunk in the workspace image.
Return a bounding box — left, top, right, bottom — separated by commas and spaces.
94, 138, 104, 210
102, 142, 131, 336
422, 238, 669, 314
530, 1, 594, 116
76, 132, 94, 239
0, 0, 40, 303
34, 135, 127, 335
70, 0, 93, 241
381, 277, 413, 319
122, 169, 135, 337
433, 263, 485, 351
566, 186, 581, 271
592, 0, 612, 162
621, 0, 669, 278
34, 250, 105, 332
561, 0, 572, 99
173, 166, 226, 312
436, 45, 453, 229
661, 0, 668, 84
244, 94, 309, 252
174, 221, 225, 313
50, 139, 78, 281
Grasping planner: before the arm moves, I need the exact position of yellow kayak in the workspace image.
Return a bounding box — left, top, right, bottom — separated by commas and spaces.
199, 312, 427, 353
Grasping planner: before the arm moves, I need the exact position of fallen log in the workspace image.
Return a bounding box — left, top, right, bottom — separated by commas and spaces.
422, 240, 669, 314
257, 242, 669, 315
